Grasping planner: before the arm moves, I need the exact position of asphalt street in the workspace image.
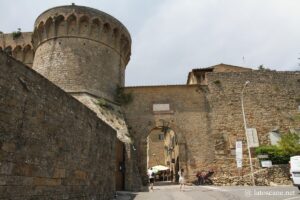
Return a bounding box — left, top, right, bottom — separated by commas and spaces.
117, 184, 300, 200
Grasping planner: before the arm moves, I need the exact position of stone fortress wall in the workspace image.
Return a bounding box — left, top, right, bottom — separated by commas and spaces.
123, 71, 300, 183
32, 5, 131, 101
27, 5, 141, 191
0, 4, 140, 199
0, 3, 299, 194
0, 32, 34, 67
0, 51, 116, 199
123, 85, 211, 183
206, 71, 300, 177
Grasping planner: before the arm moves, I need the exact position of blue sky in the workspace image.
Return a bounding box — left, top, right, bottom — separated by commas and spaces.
0, 0, 299, 86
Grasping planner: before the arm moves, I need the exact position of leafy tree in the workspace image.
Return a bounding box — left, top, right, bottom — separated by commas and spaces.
12, 28, 22, 39
258, 64, 271, 71
258, 65, 264, 70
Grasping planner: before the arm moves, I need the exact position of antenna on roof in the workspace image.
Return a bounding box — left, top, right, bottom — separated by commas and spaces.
242, 56, 246, 65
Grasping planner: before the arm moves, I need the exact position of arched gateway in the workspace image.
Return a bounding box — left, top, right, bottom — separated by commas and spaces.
133, 120, 188, 185
147, 126, 181, 183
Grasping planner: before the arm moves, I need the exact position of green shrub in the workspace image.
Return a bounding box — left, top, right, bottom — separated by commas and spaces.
255, 145, 289, 164
114, 85, 133, 105
255, 131, 300, 164
278, 132, 300, 155
96, 98, 114, 110
12, 28, 22, 39
293, 114, 300, 121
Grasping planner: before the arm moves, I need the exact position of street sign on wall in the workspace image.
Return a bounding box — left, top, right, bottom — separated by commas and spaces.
236, 160, 243, 168
246, 128, 259, 147
153, 104, 170, 111
236, 141, 243, 168
236, 141, 243, 160
261, 160, 272, 168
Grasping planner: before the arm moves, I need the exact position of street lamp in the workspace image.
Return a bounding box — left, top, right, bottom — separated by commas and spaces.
241, 80, 255, 186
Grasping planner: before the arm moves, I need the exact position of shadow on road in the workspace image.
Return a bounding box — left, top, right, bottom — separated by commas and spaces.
155, 181, 178, 186
115, 191, 137, 200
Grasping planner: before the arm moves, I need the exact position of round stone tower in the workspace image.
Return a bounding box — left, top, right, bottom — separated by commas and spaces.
32, 4, 131, 101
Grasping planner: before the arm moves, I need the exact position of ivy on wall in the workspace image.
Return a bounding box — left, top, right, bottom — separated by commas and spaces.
114, 85, 133, 105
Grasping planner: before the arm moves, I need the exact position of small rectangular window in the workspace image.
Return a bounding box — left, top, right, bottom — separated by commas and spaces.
158, 134, 164, 140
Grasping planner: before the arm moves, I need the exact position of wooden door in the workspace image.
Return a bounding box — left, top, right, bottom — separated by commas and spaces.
115, 139, 125, 191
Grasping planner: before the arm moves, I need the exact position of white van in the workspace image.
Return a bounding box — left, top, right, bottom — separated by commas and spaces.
290, 156, 300, 190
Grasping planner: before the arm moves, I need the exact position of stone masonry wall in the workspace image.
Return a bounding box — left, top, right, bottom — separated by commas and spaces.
0, 32, 34, 67
124, 71, 300, 185
148, 129, 165, 168
212, 165, 292, 186
33, 38, 123, 101
32, 5, 131, 102
0, 51, 116, 199
123, 85, 212, 184
206, 71, 300, 178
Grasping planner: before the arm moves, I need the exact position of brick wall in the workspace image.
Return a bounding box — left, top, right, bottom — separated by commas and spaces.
0, 51, 116, 199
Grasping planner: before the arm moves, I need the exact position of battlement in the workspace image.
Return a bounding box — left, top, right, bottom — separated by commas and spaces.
0, 32, 34, 67
32, 4, 132, 101
32, 5, 131, 65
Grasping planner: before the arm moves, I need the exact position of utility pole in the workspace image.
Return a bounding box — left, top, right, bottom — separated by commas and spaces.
241, 80, 255, 186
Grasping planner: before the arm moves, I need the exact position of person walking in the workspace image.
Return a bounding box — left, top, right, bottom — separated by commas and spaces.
196, 171, 203, 185
178, 168, 185, 191
147, 167, 155, 191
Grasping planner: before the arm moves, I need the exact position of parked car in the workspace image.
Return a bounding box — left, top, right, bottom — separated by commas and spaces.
290, 156, 300, 190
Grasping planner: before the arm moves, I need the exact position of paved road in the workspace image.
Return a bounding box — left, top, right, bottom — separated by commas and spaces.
117, 184, 300, 200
